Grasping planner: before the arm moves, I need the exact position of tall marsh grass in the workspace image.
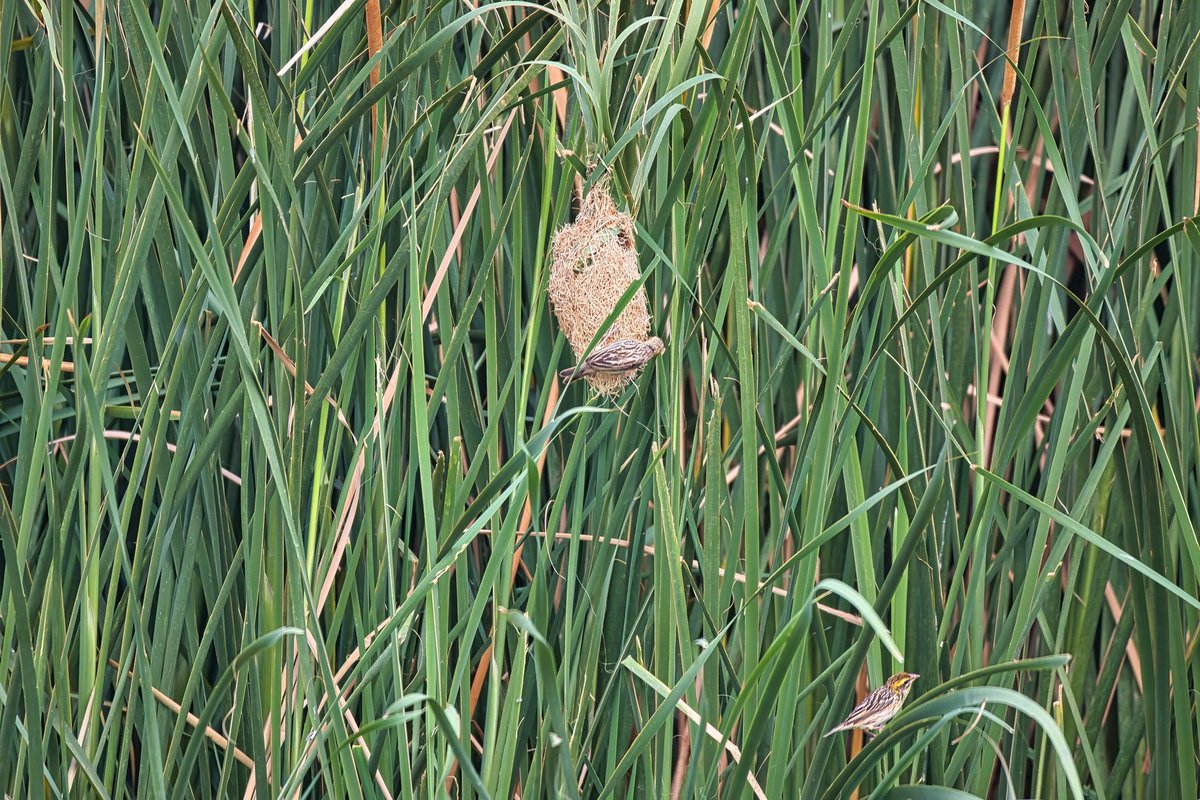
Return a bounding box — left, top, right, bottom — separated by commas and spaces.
1, 0, 1198, 797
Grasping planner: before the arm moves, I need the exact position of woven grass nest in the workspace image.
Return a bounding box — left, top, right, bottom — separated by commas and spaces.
547, 182, 652, 395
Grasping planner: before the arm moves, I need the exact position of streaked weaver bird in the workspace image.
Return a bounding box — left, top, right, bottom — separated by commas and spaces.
559, 336, 665, 382
824, 673, 919, 737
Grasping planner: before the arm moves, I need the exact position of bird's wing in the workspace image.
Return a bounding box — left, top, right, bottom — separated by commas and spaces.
585, 341, 645, 372
824, 691, 891, 735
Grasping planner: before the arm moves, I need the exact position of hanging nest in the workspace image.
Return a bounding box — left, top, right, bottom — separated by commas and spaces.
547, 181, 651, 395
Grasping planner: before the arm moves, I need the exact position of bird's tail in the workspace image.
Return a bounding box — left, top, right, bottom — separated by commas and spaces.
823, 723, 849, 738
559, 366, 581, 382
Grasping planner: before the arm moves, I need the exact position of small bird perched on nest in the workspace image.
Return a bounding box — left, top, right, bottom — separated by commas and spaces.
559, 336, 665, 382
824, 673, 919, 737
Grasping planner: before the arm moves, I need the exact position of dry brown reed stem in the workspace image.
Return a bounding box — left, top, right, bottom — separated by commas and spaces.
1001, 0, 1027, 109
256, 321, 354, 437
364, 0, 384, 140
423, 109, 517, 322
663, 689, 768, 800
670, 714, 691, 800
1195, 108, 1200, 213
23, 429, 242, 485
0, 352, 74, 372
983, 266, 1018, 467
364, 0, 382, 89
106, 659, 255, 770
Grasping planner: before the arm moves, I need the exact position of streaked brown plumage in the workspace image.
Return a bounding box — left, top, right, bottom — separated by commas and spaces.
824, 673, 919, 737
559, 336, 665, 382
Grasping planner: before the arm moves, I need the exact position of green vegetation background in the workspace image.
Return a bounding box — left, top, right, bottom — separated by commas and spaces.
1, 0, 1198, 797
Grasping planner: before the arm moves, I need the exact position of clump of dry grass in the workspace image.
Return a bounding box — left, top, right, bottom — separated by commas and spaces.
547, 180, 651, 394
